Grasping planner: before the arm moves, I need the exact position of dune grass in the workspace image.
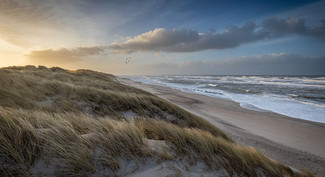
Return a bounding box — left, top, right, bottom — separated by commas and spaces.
136, 119, 311, 177
0, 65, 313, 176
0, 108, 313, 176
0, 65, 230, 141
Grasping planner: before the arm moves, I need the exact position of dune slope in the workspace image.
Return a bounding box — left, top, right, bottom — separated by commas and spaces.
0, 66, 313, 177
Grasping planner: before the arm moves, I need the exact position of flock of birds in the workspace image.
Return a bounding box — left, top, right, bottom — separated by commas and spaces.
125, 57, 131, 64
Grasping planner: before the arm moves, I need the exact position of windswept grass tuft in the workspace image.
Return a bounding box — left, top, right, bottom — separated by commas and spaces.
0, 107, 148, 176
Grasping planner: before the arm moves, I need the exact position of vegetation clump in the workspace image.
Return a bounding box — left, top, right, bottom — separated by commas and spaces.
0, 66, 313, 176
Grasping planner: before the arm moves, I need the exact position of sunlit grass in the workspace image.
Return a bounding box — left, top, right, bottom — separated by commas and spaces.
0, 65, 230, 140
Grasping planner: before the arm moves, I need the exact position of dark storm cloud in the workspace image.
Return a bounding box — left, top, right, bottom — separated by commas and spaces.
262, 17, 308, 36
110, 17, 325, 54
263, 17, 325, 40
24, 45, 107, 63
309, 20, 325, 40
109, 23, 268, 53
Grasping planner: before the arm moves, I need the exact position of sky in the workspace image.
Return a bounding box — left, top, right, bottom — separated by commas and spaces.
0, 0, 325, 75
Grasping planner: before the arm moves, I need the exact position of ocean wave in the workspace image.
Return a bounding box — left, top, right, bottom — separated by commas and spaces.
126, 75, 325, 123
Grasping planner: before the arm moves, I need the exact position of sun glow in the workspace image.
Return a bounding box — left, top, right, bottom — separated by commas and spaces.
0, 38, 26, 67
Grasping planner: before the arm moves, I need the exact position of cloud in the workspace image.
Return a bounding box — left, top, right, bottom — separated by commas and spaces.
0, 0, 80, 47
309, 20, 325, 40
110, 23, 267, 53
24, 45, 107, 63
262, 17, 325, 40
123, 53, 325, 75
0, 0, 128, 47
177, 53, 325, 75
0, 0, 168, 48
110, 17, 325, 54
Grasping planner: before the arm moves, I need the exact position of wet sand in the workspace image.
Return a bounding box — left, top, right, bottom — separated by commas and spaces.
121, 78, 325, 176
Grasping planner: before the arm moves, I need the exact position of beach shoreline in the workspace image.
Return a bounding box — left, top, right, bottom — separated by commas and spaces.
120, 78, 325, 176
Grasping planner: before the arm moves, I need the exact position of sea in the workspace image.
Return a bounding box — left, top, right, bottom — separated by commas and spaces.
125, 75, 325, 124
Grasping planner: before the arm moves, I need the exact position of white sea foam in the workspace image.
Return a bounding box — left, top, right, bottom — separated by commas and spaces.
208, 84, 218, 87
125, 75, 325, 123
226, 93, 325, 123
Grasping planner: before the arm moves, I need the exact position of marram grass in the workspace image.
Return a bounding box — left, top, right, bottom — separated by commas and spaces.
0, 66, 313, 177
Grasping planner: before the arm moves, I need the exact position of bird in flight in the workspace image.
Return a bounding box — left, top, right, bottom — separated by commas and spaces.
125, 57, 131, 64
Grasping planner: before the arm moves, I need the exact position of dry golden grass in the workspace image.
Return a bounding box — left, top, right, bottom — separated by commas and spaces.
0, 108, 313, 176
0, 65, 230, 141
0, 107, 145, 176
0, 65, 313, 176
136, 119, 314, 177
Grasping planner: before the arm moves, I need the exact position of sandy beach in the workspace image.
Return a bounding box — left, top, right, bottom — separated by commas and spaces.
121, 78, 325, 176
